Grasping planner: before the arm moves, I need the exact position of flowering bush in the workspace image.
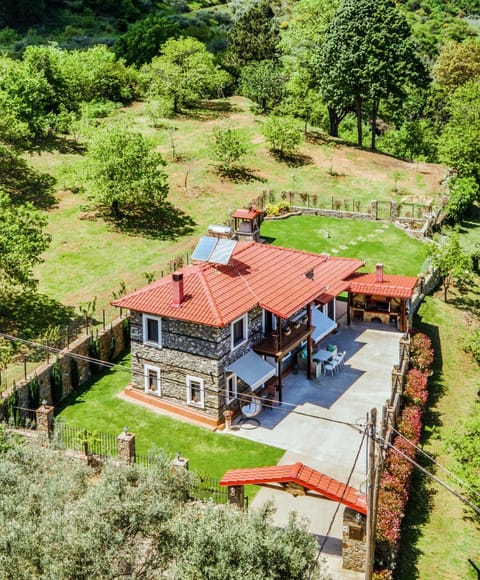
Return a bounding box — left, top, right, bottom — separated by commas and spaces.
376, 332, 434, 576
397, 405, 423, 442
409, 332, 434, 371
404, 368, 429, 408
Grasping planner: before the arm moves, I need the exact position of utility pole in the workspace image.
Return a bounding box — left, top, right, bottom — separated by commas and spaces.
365, 407, 377, 580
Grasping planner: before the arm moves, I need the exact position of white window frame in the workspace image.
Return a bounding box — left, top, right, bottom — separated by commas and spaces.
231, 314, 248, 351
225, 373, 237, 405
142, 314, 162, 347
144, 364, 161, 396
186, 375, 205, 408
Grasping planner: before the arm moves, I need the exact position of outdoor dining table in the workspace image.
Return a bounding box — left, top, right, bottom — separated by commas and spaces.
312, 349, 335, 377
313, 349, 335, 364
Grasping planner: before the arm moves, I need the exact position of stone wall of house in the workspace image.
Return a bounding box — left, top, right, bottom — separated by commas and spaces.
130, 306, 265, 421
342, 507, 366, 572
0, 317, 129, 417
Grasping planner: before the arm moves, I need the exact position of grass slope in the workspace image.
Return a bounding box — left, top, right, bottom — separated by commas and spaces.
397, 295, 480, 579
29, 97, 444, 320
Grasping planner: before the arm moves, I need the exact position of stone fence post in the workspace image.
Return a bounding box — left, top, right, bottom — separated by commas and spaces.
342, 507, 366, 572
117, 428, 136, 463
36, 402, 54, 438
228, 485, 244, 509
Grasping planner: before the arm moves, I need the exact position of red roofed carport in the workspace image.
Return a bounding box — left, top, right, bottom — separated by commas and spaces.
219, 462, 367, 514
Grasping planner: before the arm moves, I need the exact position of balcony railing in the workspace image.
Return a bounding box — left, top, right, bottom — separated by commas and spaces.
253, 323, 312, 358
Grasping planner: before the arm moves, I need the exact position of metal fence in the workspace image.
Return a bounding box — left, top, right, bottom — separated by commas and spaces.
3, 406, 37, 430
52, 421, 119, 459
191, 476, 248, 510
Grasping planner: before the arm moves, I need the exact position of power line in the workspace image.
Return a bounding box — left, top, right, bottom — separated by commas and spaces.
377, 435, 480, 518
0, 332, 364, 433
390, 427, 480, 502
308, 425, 368, 579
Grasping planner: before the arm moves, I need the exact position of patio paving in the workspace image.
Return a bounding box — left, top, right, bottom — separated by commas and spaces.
226, 321, 402, 579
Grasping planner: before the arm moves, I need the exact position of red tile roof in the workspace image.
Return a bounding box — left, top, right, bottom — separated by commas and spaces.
219, 462, 367, 514
348, 272, 418, 299
112, 242, 364, 326
231, 208, 263, 220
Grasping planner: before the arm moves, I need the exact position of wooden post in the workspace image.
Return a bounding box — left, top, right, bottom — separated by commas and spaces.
307, 304, 313, 380
365, 408, 378, 580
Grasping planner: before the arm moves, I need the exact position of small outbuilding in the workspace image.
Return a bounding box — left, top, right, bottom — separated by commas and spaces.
347, 264, 418, 333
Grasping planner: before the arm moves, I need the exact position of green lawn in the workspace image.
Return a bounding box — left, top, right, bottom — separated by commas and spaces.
56, 353, 284, 485
261, 215, 428, 276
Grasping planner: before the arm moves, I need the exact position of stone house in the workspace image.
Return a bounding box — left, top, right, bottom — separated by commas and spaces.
112, 240, 365, 427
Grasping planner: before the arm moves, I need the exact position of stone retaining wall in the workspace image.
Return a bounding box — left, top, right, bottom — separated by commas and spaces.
1, 317, 129, 416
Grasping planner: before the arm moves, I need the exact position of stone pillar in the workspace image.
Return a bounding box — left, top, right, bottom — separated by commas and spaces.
342, 507, 366, 572
35, 403, 54, 438
171, 452, 189, 471
371, 200, 378, 220
228, 485, 244, 509
117, 429, 136, 463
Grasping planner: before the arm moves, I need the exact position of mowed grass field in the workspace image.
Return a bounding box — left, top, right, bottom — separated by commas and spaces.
261, 215, 427, 276
27, 97, 445, 320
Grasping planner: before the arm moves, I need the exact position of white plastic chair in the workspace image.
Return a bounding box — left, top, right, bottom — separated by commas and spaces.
323, 359, 338, 376
333, 351, 346, 371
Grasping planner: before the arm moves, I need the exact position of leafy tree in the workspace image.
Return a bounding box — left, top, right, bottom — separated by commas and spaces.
23, 44, 71, 114
114, 15, 181, 67
428, 230, 472, 302
87, 126, 169, 218
438, 81, 480, 182
57, 45, 137, 106
0, 192, 50, 291
143, 37, 230, 115
318, 0, 426, 148
239, 60, 286, 113
444, 176, 479, 222
0, 56, 53, 145
378, 118, 437, 162
433, 39, 480, 94
225, 0, 281, 71
169, 502, 319, 579
280, 0, 339, 134
0, 0, 45, 28
0, 430, 322, 578
262, 115, 303, 156
209, 124, 249, 172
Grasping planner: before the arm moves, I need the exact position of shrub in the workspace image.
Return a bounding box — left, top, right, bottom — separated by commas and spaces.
409, 332, 434, 371
50, 359, 63, 404
28, 375, 41, 409
404, 368, 429, 408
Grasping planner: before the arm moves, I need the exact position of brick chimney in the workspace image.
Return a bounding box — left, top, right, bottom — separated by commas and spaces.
375, 263, 384, 283
172, 272, 184, 306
